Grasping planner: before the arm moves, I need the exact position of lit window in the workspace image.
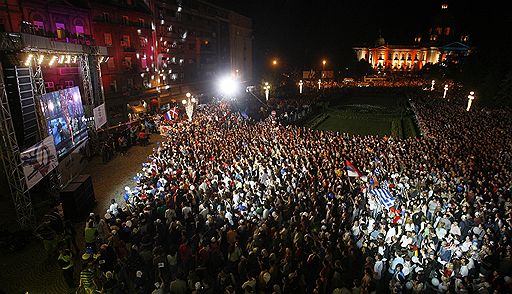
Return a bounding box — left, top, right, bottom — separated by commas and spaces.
33, 20, 44, 30
75, 25, 84, 34
104, 33, 112, 46
123, 57, 132, 69
121, 35, 130, 47
107, 58, 115, 69
139, 36, 147, 48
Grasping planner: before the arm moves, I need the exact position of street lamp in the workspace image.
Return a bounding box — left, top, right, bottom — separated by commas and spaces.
466, 91, 475, 112
272, 59, 278, 66
263, 82, 270, 101
299, 80, 303, 94
322, 59, 327, 78
318, 79, 321, 90
443, 84, 448, 99
431, 80, 435, 91
182, 92, 198, 121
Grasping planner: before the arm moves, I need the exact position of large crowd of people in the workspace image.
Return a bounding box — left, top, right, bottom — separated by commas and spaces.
62, 84, 512, 294
302, 77, 428, 89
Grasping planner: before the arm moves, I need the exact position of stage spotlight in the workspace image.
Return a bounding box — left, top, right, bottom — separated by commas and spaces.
24, 54, 33, 66
49, 55, 58, 66
58, 55, 65, 64
65, 55, 71, 63
72, 55, 78, 63
37, 54, 44, 65
217, 75, 239, 97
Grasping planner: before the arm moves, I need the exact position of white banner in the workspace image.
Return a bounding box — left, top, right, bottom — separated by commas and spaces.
20, 135, 59, 189
93, 103, 107, 130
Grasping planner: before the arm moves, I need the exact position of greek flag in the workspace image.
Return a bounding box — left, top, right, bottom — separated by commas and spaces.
370, 188, 395, 208
374, 167, 382, 176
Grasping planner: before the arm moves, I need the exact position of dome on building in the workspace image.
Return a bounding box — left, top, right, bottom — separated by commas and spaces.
375, 36, 386, 47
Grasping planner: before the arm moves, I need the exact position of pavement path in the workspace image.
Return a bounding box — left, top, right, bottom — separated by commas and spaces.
0, 134, 163, 294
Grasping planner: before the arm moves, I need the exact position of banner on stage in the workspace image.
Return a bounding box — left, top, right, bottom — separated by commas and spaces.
93, 103, 107, 130
20, 135, 59, 189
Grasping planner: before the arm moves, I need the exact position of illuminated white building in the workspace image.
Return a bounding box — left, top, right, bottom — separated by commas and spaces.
353, 3, 471, 72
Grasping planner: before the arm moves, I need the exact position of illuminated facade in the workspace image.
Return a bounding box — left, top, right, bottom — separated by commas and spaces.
353, 3, 471, 72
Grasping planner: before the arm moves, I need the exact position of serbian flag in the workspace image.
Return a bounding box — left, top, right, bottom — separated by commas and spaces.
164, 107, 179, 121
345, 160, 367, 181
164, 110, 172, 121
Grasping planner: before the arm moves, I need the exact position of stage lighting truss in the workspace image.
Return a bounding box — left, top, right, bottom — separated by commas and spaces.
21, 52, 103, 67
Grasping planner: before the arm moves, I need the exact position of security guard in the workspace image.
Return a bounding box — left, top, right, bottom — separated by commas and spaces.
57, 248, 74, 288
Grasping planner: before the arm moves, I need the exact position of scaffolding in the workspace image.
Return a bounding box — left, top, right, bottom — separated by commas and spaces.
0, 32, 107, 228
0, 62, 34, 229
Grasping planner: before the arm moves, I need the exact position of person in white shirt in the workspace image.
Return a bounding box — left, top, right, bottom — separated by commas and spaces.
385, 224, 397, 244
373, 254, 385, 280
108, 199, 119, 217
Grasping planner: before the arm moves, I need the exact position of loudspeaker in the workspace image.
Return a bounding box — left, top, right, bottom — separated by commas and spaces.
3, 66, 39, 149
60, 174, 96, 221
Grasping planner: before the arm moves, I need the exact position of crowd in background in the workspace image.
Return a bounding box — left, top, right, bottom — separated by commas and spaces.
50, 84, 512, 294
302, 77, 428, 89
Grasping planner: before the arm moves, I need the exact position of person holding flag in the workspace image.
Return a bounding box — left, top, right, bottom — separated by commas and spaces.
163, 107, 179, 121
345, 159, 367, 182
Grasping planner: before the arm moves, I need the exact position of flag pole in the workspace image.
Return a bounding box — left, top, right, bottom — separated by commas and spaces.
347, 174, 354, 191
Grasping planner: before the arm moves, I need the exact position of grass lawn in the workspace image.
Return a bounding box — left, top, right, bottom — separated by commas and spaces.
305, 88, 419, 138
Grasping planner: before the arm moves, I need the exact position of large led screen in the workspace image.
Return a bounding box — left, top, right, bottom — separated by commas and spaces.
40, 87, 88, 158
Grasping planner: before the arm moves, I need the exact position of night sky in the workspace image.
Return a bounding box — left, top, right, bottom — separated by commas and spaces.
212, 0, 511, 74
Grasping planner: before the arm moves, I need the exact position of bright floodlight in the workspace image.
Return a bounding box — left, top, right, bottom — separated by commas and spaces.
218, 76, 239, 96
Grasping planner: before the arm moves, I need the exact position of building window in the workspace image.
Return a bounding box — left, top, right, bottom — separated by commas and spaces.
104, 33, 112, 46
109, 80, 117, 92
75, 25, 84, 34
64, 80, 74, 88
141, 57, 147, 68
103, 13, 111, 22
139, 36, 147, 48
123, 56, 132, 69
121, 35, 130, 47
107, 58, 115, 69
138, 18, 144, 27
56, 22, 65, 38
33, 20, 44, 30
45, 81, 55, 91
122, 16, 129, 25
